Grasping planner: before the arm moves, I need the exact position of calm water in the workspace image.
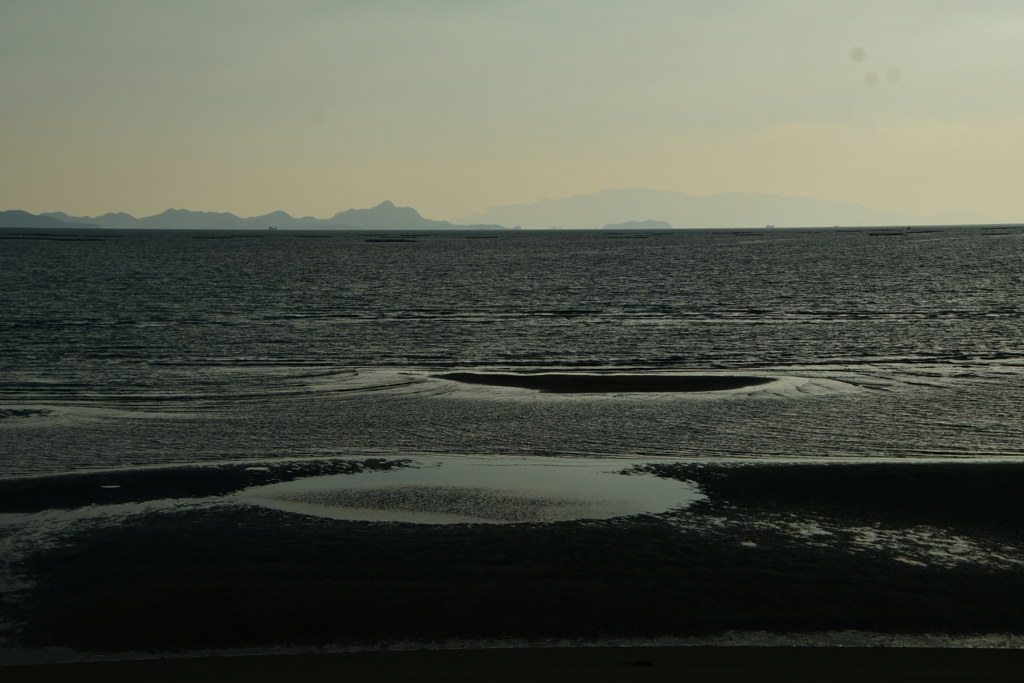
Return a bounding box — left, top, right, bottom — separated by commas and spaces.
3, 227, 1024, 476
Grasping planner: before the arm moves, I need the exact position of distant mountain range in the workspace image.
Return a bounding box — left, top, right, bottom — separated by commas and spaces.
14, 201, 506, 231
1, 191, 1006, 232
0, 210, 100, 229
450, 189, 996, 230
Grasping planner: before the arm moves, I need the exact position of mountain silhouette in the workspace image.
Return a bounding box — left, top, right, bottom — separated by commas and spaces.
0, 210, 98, 229
27, 193, 1002, 231
41, 201, 506, 230
47, 211, 138, 229
451, 189, 995, 229
328, 200, 434, 229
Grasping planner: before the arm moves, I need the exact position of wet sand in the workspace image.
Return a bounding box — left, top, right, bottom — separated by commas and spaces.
5, 461, 1024, 660
435, 373, 773, 392
5, 646, 1024, 682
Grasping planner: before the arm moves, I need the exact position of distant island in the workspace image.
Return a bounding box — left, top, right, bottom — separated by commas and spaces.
450, 189, 998, 230
1, 201, 506, 231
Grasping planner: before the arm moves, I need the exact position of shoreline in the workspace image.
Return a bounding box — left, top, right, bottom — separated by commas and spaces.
6, 646, 1024, 682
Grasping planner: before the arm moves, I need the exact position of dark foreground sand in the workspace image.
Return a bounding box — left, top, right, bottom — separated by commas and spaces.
6, 647, 1024, 682
434, 373, 773, 392
6, 461, 1024, 657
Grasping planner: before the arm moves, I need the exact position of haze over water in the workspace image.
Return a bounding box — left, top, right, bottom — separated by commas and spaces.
3, 226, 1023, 477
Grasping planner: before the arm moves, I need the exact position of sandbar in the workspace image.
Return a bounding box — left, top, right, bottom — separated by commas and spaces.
435, 373, 773, 393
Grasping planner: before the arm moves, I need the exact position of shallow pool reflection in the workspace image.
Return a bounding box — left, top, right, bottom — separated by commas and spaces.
238, 458, 704, 524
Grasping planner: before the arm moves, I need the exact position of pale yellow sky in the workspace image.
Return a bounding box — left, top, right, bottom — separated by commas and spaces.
2, 1, 1023, 221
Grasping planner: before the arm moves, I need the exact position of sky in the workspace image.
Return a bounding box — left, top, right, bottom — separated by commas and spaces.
2, 0, 1024, 221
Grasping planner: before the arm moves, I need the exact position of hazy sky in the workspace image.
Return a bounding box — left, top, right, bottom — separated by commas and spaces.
3, 1, 1024, 220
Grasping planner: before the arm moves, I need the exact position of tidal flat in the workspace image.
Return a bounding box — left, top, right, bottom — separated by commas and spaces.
3, 458, 1024, 659
3, 227, 1024, 665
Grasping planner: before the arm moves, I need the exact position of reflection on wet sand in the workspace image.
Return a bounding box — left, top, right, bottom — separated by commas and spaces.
238, 459, 705, 524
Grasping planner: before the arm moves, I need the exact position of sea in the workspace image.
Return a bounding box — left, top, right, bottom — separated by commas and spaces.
3, 224, 1024, 660
3, 226, 1023, 475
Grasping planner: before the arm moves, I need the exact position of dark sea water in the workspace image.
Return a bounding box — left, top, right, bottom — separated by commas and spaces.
3, 227, 1024, 476
4, 225, 1024, 660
